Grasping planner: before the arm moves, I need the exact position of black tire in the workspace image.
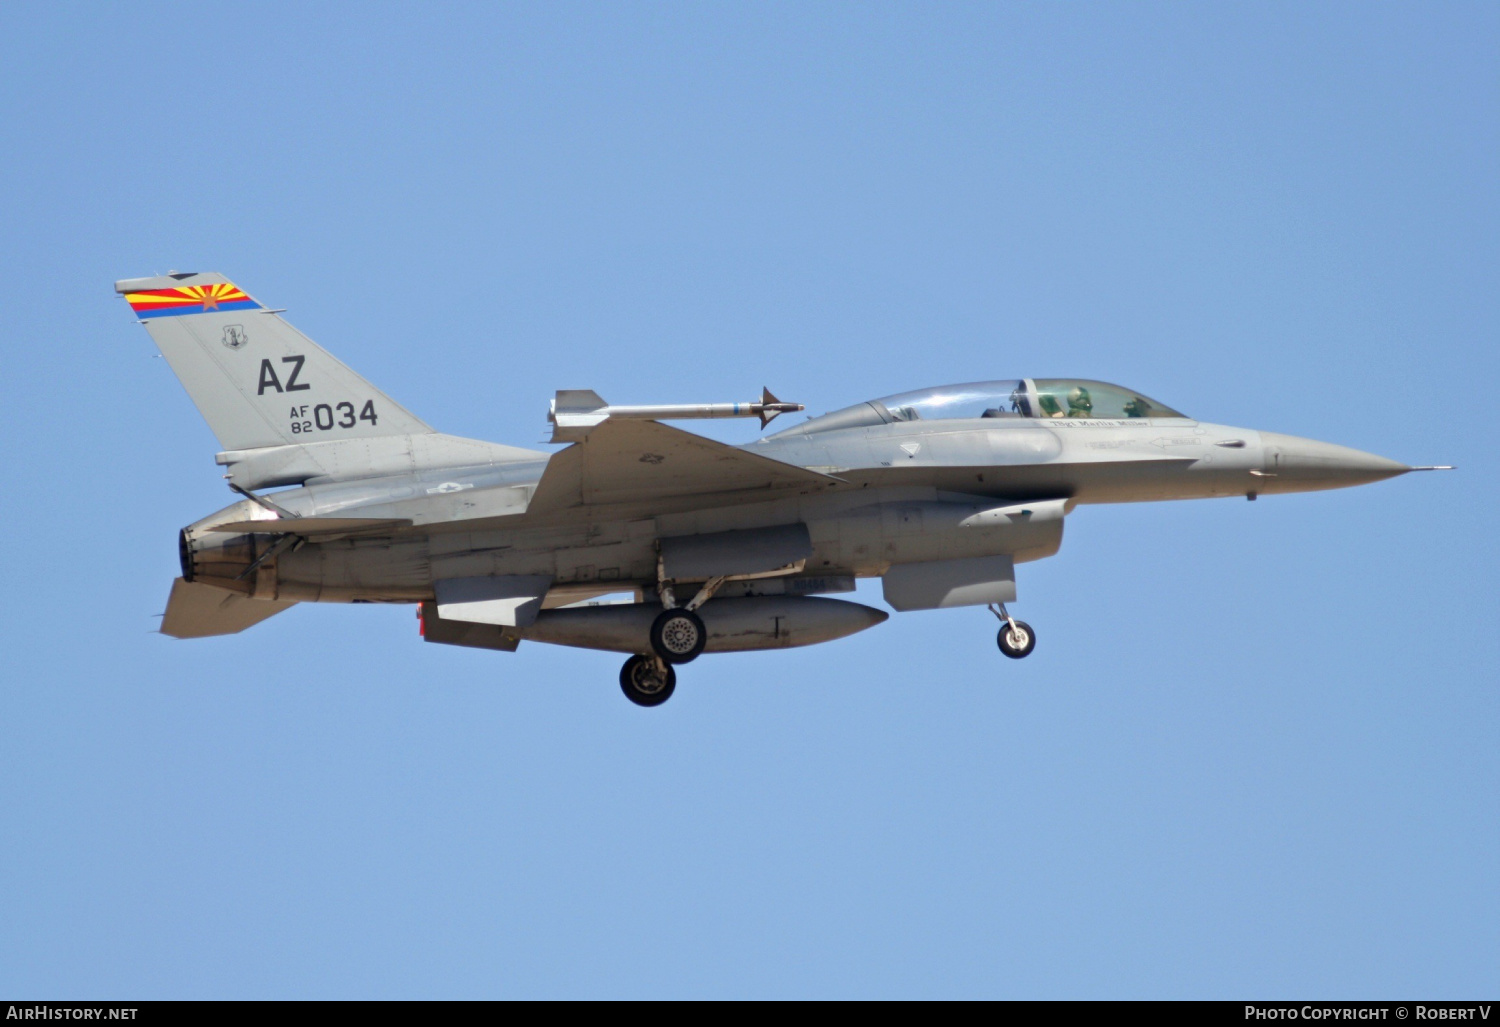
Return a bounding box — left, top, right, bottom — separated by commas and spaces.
997, 620, 1037, 659
620, 655, 676, 707
650, 608, 707, 664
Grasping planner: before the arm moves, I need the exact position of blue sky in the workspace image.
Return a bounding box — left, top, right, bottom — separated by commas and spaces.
0, 2, 1495, 998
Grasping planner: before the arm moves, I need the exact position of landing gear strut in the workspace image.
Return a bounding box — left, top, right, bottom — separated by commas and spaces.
650, 559, 721, 665
989, 604, 1036, 659
620, 654, 677, 707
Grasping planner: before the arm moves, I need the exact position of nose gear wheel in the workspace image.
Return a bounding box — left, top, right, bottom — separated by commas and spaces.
997, 620, 1036, 659
988, 603, 1036, 659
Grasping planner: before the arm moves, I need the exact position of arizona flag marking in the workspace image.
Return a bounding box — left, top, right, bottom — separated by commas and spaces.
124, 282, 261, 318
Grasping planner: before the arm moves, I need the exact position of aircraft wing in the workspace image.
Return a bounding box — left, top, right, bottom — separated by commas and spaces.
160, 578, 296, 638
528, 419, 838, 513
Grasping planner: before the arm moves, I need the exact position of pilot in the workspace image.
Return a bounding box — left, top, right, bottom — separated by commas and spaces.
1066, 386, 1093, 418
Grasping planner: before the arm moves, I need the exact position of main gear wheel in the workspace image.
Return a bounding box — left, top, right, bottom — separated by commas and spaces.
650, 608, 707, 664
620, 655, 677, 707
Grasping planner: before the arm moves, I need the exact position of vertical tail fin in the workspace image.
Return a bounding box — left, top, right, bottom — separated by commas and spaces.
117, 272, 431, 451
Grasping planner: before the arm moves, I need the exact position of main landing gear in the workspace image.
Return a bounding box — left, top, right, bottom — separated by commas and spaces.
621, 606, 704, 707
648, 567, 722, 667
989, 604, 1037, 659
650, 608, 707, 664
622, 567, 727, 706
620, 654, 677, 707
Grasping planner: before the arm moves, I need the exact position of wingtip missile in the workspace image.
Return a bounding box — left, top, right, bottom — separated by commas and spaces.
548, 388, 805, 440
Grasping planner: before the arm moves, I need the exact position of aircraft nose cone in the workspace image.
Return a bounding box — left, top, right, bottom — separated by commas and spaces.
1259, 431, 1410, 489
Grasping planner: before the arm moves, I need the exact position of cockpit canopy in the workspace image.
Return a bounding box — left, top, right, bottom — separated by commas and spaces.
773, 379, 1187, 436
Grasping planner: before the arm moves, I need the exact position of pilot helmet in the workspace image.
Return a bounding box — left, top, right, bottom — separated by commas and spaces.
1067, 386, 1093, 416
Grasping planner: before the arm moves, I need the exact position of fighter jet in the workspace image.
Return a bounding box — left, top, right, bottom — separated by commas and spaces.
120, 273, 1449, 706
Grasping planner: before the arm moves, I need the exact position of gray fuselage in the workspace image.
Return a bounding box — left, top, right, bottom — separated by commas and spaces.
179, 414, 1407, 606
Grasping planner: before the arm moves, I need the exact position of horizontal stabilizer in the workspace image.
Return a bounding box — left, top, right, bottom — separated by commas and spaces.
530, 419, 837, 513
206, 517, 412, 536
161, 578, 296, 638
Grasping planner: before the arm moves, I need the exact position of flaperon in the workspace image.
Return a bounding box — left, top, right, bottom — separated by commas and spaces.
121, 272, 1449, 706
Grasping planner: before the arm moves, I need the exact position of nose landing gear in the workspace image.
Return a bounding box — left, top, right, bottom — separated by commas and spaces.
989, 604, 1036, 659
